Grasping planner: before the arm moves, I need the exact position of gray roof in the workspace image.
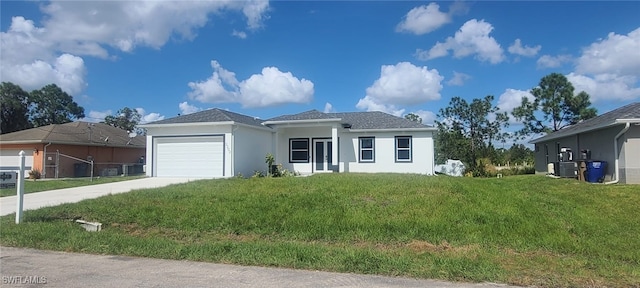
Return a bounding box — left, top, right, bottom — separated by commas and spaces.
0, 122, 145, 148
267, 110, 338, 121
266, 110, 433, 130
531, 102, 640, 143
146, 108, 265, 128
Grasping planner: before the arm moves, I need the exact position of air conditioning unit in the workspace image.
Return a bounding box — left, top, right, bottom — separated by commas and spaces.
558, 162, 577, 178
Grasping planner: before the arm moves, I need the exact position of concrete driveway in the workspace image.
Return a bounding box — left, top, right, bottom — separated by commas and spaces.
0, 247, 518, 288
0, 177, 193, 216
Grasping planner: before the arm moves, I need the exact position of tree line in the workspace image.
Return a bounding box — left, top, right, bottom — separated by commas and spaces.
1, 82, 143, 135
429, 72, 597, 175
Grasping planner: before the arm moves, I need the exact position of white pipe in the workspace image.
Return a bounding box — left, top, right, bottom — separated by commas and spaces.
605, 122, 630, 185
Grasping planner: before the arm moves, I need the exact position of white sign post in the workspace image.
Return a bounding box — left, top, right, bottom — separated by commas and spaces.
16, 150, 26, 224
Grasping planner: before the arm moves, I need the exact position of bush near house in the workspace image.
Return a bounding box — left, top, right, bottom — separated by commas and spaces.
1, 174, 638, 287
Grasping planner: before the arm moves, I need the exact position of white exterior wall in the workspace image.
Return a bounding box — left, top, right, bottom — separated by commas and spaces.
144, 125, 233, 177
342, 131, 435, 174
274, 126, 435, 175
233, 126, 274, 177
275, 126, 330, 174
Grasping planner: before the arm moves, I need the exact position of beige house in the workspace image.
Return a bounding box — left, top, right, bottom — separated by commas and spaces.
530, 102, 640, 184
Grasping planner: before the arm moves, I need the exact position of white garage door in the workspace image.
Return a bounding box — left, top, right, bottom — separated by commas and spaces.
0, 149, 34, 178
154, 136, 224, 178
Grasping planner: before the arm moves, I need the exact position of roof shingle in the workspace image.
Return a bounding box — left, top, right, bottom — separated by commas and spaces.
146, 108, 265, 128
531, 102, 640, 143
0, 122, 145, 147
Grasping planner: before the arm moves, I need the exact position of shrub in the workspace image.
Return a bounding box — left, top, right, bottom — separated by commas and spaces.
28, 169, 41, 180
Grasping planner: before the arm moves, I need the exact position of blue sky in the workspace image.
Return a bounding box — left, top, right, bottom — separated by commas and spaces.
2, 1, 639, 143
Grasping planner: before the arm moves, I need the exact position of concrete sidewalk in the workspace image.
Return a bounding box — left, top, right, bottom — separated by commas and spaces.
0, 247, 518, 288
0, 177, 193, 216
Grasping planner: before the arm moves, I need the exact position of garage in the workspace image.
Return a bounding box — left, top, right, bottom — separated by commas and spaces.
0, 149, 34, 178
153, 136, 224, 178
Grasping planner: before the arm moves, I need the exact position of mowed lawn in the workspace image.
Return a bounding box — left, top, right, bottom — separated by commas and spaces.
1, 174, 638, 287
0, 176, 145, 197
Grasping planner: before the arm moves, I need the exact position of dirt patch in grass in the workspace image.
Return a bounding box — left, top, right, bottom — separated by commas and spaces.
498, 248, 625, 288
406, 240, 479, 255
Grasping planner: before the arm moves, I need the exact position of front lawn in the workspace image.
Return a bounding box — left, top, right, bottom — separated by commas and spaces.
1, 174, 638, 287
0, 176, 145, 197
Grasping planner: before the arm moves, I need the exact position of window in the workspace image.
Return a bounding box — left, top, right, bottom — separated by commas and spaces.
395, 136, 412, 162
290, 139, 309, 163
359, 137, 375, 162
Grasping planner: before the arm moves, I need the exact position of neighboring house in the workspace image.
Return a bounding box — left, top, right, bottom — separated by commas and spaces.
530, 102, 640, 184
0, 122, 146, 178
141, 109, 437, 178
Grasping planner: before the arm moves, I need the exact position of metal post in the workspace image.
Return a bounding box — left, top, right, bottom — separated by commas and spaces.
90, 161, 94, 182
16, 150, 25, 224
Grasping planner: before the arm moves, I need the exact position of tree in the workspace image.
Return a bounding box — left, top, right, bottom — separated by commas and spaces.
436, 95, 509, 171
404, 113, 422, 123
29, 84, 85, 127
0, 82, 31, 134
513, 73, 597, 137
103, 107, 142, 133
508, 144, 534, 165
434, 122, 468, 164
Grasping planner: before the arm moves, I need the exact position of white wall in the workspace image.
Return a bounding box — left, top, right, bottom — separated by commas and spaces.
274, 126, 435, 175
233, 126, 274, 177
275, 127, 329, 174
341, 131, 435, 175
145, 125, 233, 177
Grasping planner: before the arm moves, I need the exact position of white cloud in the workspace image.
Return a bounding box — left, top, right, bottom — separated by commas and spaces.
537, 54, 573, 69
497, 89, 534, 120
135, 108, 165, 124
567, 73, 640, 102
416, 19, 504, 64
396, 3, 450, 35
508, 39, 541, 57
187, 60, 314, 108
40, 1, 269, 54
575, 27, 640, 77
241, 0, 270, 30
84, 110, 112, 123
0, 1, 270, 96
232, 30, 248, 39
178, 102, 202, 115
239, 67, 314, 107
411, 110, 437, 125
2, 53, 87, 95
188, 60, 239, 103
564, 27, 640, 102
356, 62, 443, 116
447, 71, 471, 86
356, 97, 405, 117
324, 102, 336, 113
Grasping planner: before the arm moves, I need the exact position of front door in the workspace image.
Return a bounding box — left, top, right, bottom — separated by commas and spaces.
313, 139, 333, 172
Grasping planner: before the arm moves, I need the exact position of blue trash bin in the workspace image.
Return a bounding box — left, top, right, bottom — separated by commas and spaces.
586, 161, 607, 183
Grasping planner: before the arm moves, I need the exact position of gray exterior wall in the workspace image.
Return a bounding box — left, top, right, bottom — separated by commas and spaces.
533, 135, 578, 174
533, 124, 639, 184
621, 125, 640, 184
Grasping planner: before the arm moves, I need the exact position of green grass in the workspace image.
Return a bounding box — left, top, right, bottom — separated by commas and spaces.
1, 174, 639, 287
0, 176, 145, 197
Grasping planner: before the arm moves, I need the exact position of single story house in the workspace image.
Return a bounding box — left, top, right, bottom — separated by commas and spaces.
530, 102, 640, 184
141, 109, 437, 178
0, 122, 146, 178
